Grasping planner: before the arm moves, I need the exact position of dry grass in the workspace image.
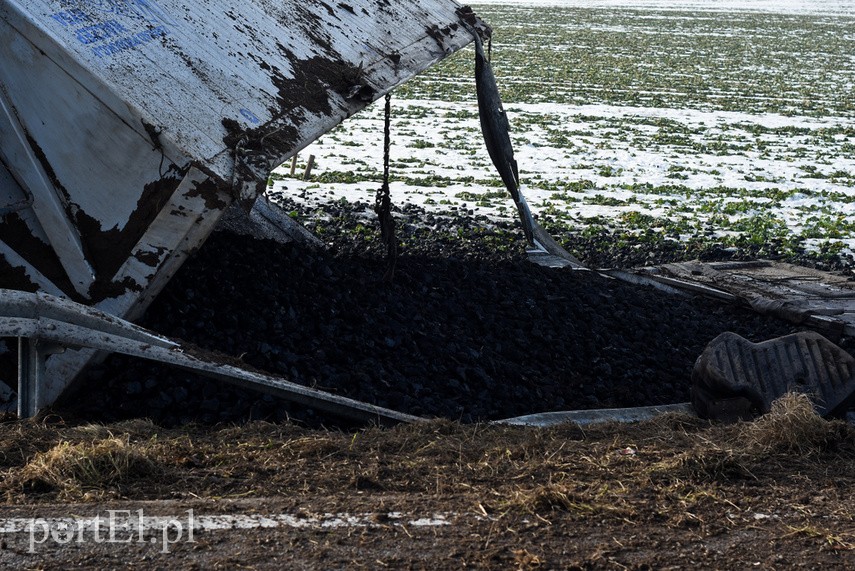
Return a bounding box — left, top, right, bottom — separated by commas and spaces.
7, 433, 159, 500
782, 524, 855, 550
1, 402, 853, 568
499, 482, 636, 522
0, 397, 853, 508
647, 393, 854, 486
512, 548, 544, 570
660, 448, 757, 482
738, 392, 849, 455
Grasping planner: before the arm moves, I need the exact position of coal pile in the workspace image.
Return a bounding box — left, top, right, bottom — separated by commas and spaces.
68, 203, 802, 426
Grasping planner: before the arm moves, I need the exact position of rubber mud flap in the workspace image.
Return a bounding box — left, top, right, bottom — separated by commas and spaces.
691, 331, 855, 421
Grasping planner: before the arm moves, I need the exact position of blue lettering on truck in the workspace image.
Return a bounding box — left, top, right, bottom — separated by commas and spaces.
51, 10, 94, 27
49, 0, 175, 58
91, 26, 168, 57
75, 21, 128, 45
94, 0, 178, 28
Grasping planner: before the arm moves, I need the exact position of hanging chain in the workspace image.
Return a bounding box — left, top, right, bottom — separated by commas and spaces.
374, 92, 397, 282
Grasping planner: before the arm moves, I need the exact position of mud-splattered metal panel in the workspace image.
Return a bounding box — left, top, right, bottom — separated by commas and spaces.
2, 0, 474, 178
1, 0, 477, 411
1, 0, 475, 298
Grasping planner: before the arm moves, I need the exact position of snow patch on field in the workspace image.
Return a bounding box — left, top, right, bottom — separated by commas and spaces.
484, 0, 855, 16
269, 1, 855, 257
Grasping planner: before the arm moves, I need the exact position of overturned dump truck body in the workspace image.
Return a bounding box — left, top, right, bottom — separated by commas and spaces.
0, 0, 479, 415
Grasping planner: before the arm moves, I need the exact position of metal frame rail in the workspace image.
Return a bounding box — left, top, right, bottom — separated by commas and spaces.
0, 289, 420, 425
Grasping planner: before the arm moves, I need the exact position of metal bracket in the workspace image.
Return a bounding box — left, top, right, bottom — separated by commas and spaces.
0, 289, 420, 425
0, 83, 95, 297
17, 337, 64, 418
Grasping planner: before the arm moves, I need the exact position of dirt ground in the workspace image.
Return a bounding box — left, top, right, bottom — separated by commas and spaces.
1, 395, 853, 570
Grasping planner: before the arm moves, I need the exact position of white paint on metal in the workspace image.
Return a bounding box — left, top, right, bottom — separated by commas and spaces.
3, 0, 475, 182
106, 168, 215, 294
0, 22, 178, 233
0, 290, 177, 347
0, 77, 95, 296
1, 0, 479, 414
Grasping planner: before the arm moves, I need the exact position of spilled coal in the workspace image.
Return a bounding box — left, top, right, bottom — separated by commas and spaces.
62, 202, 809, 426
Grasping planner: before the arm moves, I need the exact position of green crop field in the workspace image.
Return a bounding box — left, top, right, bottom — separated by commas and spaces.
272, 1, 855, 265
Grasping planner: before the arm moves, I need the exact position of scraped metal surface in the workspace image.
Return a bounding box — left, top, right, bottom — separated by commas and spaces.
526, 220, 586, 269
496, 403, 695, 427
